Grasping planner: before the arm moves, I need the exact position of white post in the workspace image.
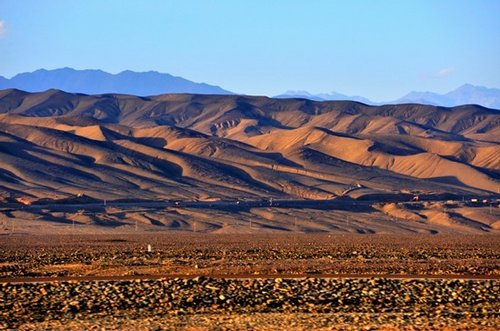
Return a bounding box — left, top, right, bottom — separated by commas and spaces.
147, 244, 152, 253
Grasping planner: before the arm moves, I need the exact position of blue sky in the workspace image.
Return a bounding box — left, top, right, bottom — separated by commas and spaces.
0, 0, 499, 100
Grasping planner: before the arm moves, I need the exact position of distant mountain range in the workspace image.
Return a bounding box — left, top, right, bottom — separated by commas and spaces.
0, 68, 232, 96
394, 84, 500, 109
276, 84, 500, 109
274, 90, 373, 104
1, 68, 499, 109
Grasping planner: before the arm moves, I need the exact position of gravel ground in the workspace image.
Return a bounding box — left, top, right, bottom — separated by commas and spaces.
1, 234, 499, 278
1, 277, 498, 330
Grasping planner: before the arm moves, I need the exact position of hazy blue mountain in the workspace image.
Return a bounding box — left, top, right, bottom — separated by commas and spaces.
0, 68, 233, 96
1, 68, 499, 109
276, 85, 500, 109
393, 91, 450, 106
315, 92, 374, 105
395, 84, 500, 109
275, 90, 375, 104
274, 90, 326, 101
445, 84, 500, 109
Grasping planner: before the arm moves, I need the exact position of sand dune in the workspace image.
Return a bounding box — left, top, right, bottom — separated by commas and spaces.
246, 126, 498, 192
0, 89, 498, 233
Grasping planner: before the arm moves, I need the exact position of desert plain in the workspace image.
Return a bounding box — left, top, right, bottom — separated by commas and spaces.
0, 89, 499, 329
1, 233, 499, 330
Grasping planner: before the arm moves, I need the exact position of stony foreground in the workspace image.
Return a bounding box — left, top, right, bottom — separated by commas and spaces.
1, 234, 499, 278
1, 277, 498, 330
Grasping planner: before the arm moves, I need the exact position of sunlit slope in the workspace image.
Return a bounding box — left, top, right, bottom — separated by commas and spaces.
0, 89, 498, 201
246, 126, 499, 192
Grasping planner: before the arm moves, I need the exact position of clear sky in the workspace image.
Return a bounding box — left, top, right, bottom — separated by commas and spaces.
0, 0, 499, 100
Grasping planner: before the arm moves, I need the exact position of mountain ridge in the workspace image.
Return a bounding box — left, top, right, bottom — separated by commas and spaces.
275, 90, 373, 104
394, 84, 500, 109
275, 84, 500, 109
0, 88, 498, 195
0, 67, 233, 96
1, 89, 498, 233
2, 68, 499, 109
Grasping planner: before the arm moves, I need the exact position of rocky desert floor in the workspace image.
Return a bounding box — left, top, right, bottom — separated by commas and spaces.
1, 234, 499, 330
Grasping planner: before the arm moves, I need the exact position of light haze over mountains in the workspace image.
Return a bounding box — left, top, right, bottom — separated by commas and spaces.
0, 68, 499, 109
276, 85, 500, 109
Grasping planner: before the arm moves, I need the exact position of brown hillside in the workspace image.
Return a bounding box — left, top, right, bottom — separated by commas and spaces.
0, 89, 499, 234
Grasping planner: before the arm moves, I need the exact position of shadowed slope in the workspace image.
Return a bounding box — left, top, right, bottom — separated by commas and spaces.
0, 89, 498, 197
0, 90, 499, 234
